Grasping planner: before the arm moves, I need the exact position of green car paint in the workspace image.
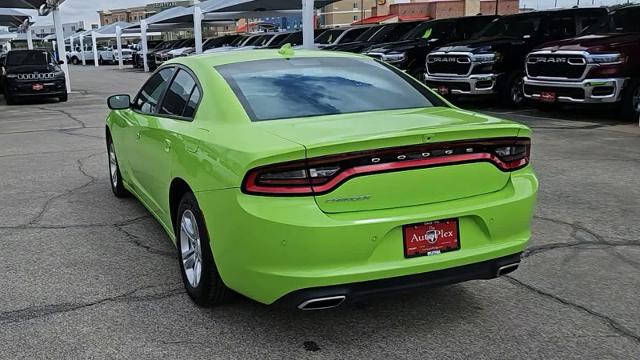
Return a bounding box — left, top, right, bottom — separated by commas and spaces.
106, 50, 537, 305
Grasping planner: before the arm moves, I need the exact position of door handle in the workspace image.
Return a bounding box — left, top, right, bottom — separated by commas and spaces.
163, 139, 171, 152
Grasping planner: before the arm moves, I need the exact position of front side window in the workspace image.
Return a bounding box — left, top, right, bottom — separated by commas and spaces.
340, 27, 369, 43
217, 57, 441, 122
159, 69, 199, 119
315, 29, 346, 44
133, 67, 174, 114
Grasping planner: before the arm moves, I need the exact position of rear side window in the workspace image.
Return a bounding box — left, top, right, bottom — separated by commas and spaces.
159, 69, 199, 119
133, 67, 174, 114
217, 57, 441, 122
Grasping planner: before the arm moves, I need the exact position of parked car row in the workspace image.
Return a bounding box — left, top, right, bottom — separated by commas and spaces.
101, 5, 640, 118
0, 49, 68, 104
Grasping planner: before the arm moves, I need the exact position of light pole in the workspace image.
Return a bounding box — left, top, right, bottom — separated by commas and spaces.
495, 0, 499, 15
361, 0, 364, 24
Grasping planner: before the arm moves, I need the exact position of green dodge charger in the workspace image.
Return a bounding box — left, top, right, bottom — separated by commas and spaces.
105, 48, 538, 310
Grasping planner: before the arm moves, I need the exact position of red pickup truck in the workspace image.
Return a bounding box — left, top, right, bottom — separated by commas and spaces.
523, 5, 640, 119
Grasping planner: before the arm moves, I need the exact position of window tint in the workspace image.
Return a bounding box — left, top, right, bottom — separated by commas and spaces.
611, 8, 640, 33
6, 51, 52, 66
183, 87, 201, 119
546, 16, 576, 39
159, 69, 197, 118
133, 68, 174, 114
340, 27, 368, 43
217, 57, 440, 122
315, 29, 346, 44
578, 14, 604, 33
477, 15, 541, 38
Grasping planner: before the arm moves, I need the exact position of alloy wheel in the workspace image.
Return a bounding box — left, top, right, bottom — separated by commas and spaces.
510, 77, 524, 105
180, 209, 203, 288
108, 142, 118, 188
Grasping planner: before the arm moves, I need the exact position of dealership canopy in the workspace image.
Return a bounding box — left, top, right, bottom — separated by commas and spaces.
199, 0, 340, 49
0, 8, 30, 27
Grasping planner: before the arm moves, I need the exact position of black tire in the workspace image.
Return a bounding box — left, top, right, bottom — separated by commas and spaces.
71, 57, 79, 65
98, 56, 104, 65
500, 71, 526, 108
107, 136, 130, 198
176, 192, 232, 307
59, 94, 68, 102
619, 78, 640, 120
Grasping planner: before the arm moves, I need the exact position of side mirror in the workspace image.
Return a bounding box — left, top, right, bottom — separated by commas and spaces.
108, 94, 131, 110
58, 60, 65, 65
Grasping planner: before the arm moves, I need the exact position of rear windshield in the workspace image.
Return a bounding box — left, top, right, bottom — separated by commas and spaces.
6, 51, 50, 66
216, 57, 440, 122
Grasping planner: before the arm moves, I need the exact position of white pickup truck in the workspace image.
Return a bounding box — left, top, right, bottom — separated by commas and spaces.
66, 46, 115, 65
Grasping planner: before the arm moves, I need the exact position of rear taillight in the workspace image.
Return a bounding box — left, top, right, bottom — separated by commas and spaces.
243, 138, 531, 196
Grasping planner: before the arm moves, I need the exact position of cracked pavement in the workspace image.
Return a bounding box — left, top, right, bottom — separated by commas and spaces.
0, 65, 639, 359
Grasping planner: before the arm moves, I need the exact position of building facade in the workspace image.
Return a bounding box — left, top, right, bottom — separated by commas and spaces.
30, 21, 85, 38
319, 0, 377, 28
325, 0, 519, 27
97, 1, 196, 26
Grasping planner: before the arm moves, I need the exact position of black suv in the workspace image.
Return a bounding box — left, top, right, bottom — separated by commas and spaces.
364, 16, 497, 79
424, 8, 609, 106
324, 22, 423, 54
1, 50, 67, 105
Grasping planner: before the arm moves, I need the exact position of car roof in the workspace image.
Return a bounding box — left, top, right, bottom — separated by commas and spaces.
166, 49, 367, 68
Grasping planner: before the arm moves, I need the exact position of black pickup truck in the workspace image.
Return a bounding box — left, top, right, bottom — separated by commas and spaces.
323, 22, 423, 54
363, 15, 497, 80
1, 50, 67, 105
425, 8, 609, 106
523, 5, 640, 118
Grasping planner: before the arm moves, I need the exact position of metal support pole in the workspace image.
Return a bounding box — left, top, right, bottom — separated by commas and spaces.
141, 20, 149, 72
80, 34, 86, 65
69, 35, 74, 53
495, 0, 499, 15
302, 0, 315, 49
26, 26, 33, 49
52, 7, 70, 93
92, 31, 99, 66
194, 6, 203, 55
116, 25, 124, 69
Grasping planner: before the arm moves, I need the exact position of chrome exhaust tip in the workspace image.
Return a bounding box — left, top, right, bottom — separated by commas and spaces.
297, 296, 346, 310
496, 263, 520, 277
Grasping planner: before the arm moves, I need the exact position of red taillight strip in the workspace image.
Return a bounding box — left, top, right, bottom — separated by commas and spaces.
309, 153, 527, 194
243, 152, 529, 195
244, 171, 313, 194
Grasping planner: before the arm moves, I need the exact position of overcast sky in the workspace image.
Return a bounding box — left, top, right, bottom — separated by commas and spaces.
16, 0, 640, 27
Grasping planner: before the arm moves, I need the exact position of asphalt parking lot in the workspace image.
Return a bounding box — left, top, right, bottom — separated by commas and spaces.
1, 65, 639, 359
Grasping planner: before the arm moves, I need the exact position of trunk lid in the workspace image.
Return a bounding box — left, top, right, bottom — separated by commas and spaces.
257, 107, 526, 213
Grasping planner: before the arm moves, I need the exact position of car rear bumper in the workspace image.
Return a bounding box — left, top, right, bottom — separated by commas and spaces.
196, 167, 537, 305
274, 252, 522, 309
425, 74, 500, 95
523, 77, 627, 104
